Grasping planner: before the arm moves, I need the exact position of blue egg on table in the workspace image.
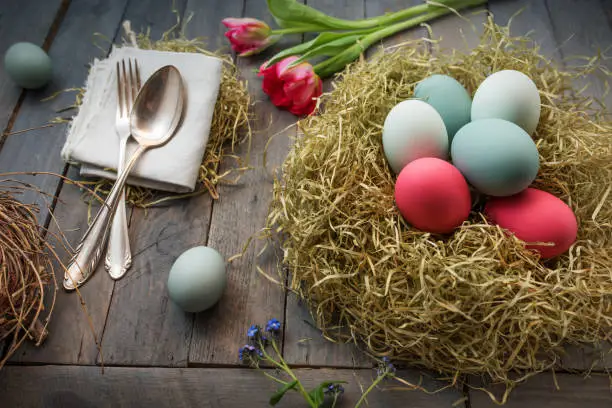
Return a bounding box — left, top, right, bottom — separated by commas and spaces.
414, 74, 472, 143
167, 246, 227, 313
4, 42, 53, 89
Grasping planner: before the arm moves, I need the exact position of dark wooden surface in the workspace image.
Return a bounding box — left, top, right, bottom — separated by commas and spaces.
1, 0, 611, 407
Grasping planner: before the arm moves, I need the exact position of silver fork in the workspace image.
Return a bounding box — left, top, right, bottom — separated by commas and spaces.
105, 59, 141, 280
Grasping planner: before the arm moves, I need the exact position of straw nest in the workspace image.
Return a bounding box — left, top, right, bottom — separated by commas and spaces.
267, 18, 612, 396
0, 182, 58, 368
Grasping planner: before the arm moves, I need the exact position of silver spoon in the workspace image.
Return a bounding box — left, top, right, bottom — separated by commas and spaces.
64, 65, 186, 291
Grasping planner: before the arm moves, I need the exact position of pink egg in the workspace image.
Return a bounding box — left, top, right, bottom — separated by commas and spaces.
485, 188, 578, 258
394, 158, 471, 233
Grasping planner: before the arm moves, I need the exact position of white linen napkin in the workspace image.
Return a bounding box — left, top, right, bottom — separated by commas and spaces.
61, 46, 223, 193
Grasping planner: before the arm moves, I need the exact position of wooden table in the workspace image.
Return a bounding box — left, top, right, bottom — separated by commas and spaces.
0, 0, 610, 406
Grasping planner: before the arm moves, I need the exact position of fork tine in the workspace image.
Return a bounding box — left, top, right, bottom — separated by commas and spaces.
129, 59, 138, 105
116, 61, 124, 117
121, 60, 130, 117
134, 59, 141, 90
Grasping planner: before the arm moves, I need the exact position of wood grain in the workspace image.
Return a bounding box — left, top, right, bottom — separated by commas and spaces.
0, 365, 464, 408
0, 0, 64, 137
431, 1, 487, 51
5, 0, 131, 365
282, 0, 372, 368
469, 372, 612, 407
489, 0, 561, 62
188, 0, 299, 365
365, 0, 427, 51
97, 0, 198, 368
545, 0, 612, 107
0, 0, 129, 224
11, 168, 115, 365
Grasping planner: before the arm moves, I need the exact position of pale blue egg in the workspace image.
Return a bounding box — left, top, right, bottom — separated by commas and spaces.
414, 74, 472, 142
167, 246, 227, 313
471, 70, 541, 135
4, 42, 52, 89
451, 119, 539, 196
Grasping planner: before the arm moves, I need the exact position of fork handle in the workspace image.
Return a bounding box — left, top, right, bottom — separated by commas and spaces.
105, 137, 133, 279
64, 145, 147, 291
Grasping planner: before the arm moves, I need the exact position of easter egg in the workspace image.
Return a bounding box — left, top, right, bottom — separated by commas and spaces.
382, 100, 448, 174
485, 188, 578, 258
471, 70, 540, 135
167, 246, 227, 313
414, 74, 472, 142
4, 42, 53, 89
395, 157, 471, 233
451, 119, 539, 196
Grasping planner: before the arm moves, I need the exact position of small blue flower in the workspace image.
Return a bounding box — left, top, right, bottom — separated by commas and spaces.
247, 324, 259, 338
266, 318, 281, 333
324, 383, 345, 395
239, 344, 256, 361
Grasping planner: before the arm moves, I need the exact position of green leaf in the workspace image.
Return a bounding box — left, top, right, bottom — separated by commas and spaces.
288, 34, 363, 67
313, 43, 365, 78
269, 380, 299, 406
266, 0, 364, 30
264, 39, 317, 68
308, 381, 348, 407
266, 31, 369, 69
308, 385, 326, 407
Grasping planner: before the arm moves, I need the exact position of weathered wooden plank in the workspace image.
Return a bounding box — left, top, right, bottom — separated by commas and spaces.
11, 168, 115, 365
6, 0, 131, 365
561, 342, 612, 372
0, 365, 464, 408
432, 1, 487, 51
365, 0, 427, 50
188, 0, 298, 365
120, 0, 187, 41
469, 372, 612, 407
545, 0, 612, 107
603, 0, 612, 27
489, 0, 561, 62
282, 0, 372, 369
284, 293, 372, 368
0, 0, 65, 136
183, 0, 244, 51
96, 0, 203, 367
0, 0, 129, 225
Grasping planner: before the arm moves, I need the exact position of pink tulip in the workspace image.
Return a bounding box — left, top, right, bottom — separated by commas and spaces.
259, 57, 322, 116
222, 18, 278, 56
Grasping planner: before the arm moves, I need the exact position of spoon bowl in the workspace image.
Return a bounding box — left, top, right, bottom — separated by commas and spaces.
131, 65, 186, 145
64, 65, 187, 290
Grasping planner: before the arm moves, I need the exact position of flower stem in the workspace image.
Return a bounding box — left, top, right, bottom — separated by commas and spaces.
354, 374, 386, 408
361, 0, 486, 49
264, 339, 317, 407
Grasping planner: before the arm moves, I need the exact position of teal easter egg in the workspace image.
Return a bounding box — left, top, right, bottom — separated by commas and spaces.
167, 246, 227, 313
4, 42, 52, 89
414, 74, 472, 142
451, 119, 539, 196
471, 70, 540, 135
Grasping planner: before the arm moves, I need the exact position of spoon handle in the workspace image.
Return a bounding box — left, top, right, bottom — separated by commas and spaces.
63, 145, 147, 291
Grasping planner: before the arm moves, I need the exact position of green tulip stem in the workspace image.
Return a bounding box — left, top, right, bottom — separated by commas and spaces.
312, 0, 486, 77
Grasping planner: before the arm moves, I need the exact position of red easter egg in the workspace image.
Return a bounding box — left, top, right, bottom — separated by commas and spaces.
485, 188, 578, 258
394, 157, 471, 233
